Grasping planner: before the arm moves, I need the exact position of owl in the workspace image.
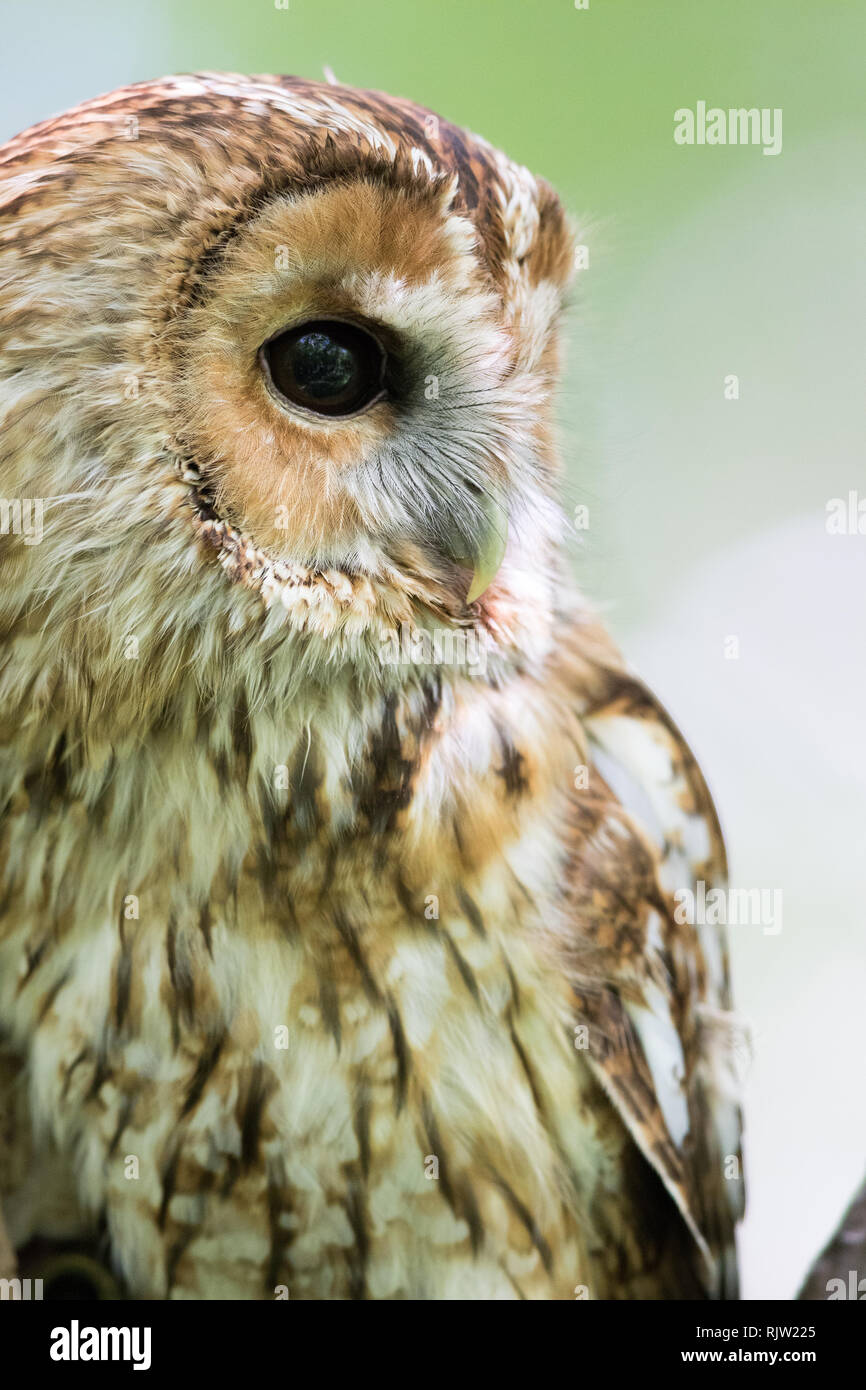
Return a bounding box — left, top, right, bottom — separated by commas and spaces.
0, 72, 743, 1301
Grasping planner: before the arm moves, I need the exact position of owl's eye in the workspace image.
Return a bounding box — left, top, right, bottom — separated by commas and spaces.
260, 320, 386, 418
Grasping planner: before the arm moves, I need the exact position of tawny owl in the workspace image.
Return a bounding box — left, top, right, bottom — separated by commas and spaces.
0, 72, 743, 1300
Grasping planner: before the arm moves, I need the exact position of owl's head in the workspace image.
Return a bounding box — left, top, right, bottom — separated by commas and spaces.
0, 74, 576, 722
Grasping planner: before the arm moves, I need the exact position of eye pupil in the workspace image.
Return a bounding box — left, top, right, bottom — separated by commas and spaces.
293, 332, 356, 399
261, 320, 385, 417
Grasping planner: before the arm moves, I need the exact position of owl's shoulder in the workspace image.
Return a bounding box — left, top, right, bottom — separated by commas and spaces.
545, 608, 744, 1295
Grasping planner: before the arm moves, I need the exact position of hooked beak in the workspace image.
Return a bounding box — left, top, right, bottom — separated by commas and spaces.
445, 491, 509, 604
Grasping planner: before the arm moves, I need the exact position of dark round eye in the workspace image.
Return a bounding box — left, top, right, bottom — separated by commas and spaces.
260, 320, 386, 417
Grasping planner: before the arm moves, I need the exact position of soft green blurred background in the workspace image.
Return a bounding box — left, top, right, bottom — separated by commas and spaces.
3, 0, 864, 1299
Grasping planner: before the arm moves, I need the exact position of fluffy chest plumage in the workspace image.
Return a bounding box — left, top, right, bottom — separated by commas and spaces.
0, 676, 617, 1299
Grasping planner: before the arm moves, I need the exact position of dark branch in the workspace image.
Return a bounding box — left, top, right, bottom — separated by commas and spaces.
798, 1171, 866, 1300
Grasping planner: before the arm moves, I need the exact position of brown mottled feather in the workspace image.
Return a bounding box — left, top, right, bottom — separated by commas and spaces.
0, 73, 742, 1300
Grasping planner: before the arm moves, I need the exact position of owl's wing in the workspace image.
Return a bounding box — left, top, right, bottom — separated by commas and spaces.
562, 629, 744, 1297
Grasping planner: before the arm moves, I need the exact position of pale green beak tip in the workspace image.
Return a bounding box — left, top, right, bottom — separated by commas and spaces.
465, 507, 508, 604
